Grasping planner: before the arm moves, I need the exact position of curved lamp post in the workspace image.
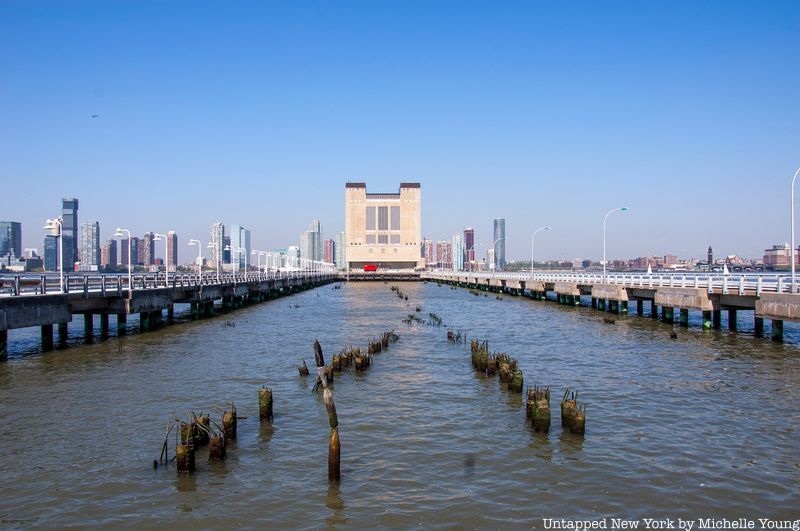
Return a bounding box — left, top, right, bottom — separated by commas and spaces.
531, 226, 551, 277
44, 218, 64, 292
603, 207, 630, 282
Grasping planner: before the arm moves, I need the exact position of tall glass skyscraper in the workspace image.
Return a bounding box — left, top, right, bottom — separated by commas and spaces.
61, 198, 79, 269
230, 224, 251, 271
44, 235, 58, 271
452, 233, 464, 271
0, 221, 22, 258
493, 218, 506, 271
79, 221, 100, 271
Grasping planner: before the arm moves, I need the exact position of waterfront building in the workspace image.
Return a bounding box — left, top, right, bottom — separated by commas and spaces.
452, 233, 464, 271
464, 227, 475, 263
344, 182, 422, 270
335, 232, 346, 269
223, 236, 231, 264
118, 238, 128, 267
79, 221, 100, 271
436, 240, 452, 270
101, 239, 117, 271
493, 218, 506, 271
324, 239, 335, 264
422, 238, 435, 269
210, 222, 225, 269
142, 232, 155, 266
301, 220, 323, 263
0, 221, 22, 258
130, 237, 141, 266
166, 231, 178, 271
61, 198, 79, 269
763, 243, 800, 269
44, 235, 58, 272
230, 225, 251, 271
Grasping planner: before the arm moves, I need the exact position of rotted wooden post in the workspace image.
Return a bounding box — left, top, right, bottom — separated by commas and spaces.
314, 339, 340, 483
259, 386, 273, 422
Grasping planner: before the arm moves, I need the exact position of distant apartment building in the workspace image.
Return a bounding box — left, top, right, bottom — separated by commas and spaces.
223, 236, 231, 264
452, 233, 464, 271
166, 231, 178, 271
435, 240, 452, 270
301, 220, 323, 263
763, 243, 800, 269
130, 237, 141, 266
493, 218, 506, 271
422, 239, 435, 268
210, 222, 225, 268
101, 239, 117, 271
79, 221, 100, 271
335, 232, 346, 269
61, 198, 79, 268
463, 227, 475, 263
118, 238, 129, 267
324, 239, 335, 264
0, 221, 22, 258
345, 182, 422, 270
44, 235, 58, 271
142, 232, 155, 266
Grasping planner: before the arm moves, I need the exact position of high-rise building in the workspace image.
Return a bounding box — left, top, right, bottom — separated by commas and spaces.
79, 221, 100, 271
166, 231, 178, 271
61, 198, 79, 269
422, 239, 435, 268
301, 220, 323, 263
223, 236, 231, 264
463, 227, 475, 264
286, 245, 300, 268
230, 225, 251, 271
452, 233, 464, 271
210, 222, 225, 268
435, 240, 452, 270
101, 239, 117, 271
118, 238, 129, 267
130, 237, 141, 266
142, 232, 155, 266
0, 221, 22, 258
493, 218, 506, 271
324, 239, 335, 264
44, 235, 58, 272
345, 182, 422, 270
708, 246, 713, 267
335, 232, 346, 269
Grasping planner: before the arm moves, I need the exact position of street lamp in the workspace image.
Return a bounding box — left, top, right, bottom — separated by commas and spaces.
44, 218, 64, 292
603, 207, 630, 282
188, 239, 203, 277
791, 168, 800, 292
154, 233, 171, 287
531, 226, 551, 277
114, 227, 132, 294
207, 241, 220, 283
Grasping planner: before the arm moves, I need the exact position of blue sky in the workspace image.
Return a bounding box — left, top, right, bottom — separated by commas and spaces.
1, 1, 798, 263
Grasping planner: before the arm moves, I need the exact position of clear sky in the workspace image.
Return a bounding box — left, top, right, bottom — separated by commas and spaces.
1, 1, 798, 263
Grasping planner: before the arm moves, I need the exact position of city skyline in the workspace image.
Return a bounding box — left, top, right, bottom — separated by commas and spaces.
1, 2, 799, 260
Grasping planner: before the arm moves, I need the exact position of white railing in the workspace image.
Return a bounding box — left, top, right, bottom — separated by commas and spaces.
422, 270, 793, 295
0, 270, 334, 297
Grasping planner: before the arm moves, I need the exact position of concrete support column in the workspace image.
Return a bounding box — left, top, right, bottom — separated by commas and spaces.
190, 302, 198, 318
41, 324, 54, 351
100, 314, 109, 338
117, 314, 127, 336
728, 309, 737, 331
637, 300, 644, 316
58, 322, 69, 344
84, 314, 94, 343
772, 320, 784, 342
140, 312, 150, 332
712, 310, 721, 329
651, 301, 658, 319
610, 300, 619, 314
754, 317, 764, 338
661, 306, 668, 321
150, 310, 163, 326
167, 304, 174, 321
679, 308, 689, 327
591, 297, 597, 309
0, 330, 7, 360
702, 311, 712, 330
664, 307, 674, 324
620, 301, 629, 314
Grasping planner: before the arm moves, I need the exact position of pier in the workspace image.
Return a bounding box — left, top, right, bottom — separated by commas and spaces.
423, 271, 800, 342
0, 271, 336, 357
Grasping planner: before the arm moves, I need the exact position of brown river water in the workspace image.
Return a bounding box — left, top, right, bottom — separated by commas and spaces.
0, 281, 798, 529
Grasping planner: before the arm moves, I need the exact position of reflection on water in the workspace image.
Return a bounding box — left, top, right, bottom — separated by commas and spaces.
1, 281, 799, 527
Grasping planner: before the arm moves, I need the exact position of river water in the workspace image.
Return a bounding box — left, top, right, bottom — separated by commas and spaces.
0, 281, 798, 528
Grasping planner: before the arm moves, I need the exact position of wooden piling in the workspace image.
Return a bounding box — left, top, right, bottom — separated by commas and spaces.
259, 387, 273, 422
223, 405, 237, 440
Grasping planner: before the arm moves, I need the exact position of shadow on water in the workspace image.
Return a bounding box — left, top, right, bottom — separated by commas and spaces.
324, 484, 347, 528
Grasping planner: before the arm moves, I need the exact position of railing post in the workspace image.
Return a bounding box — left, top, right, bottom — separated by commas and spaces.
757, 276, 763, 296
681, 275, 686, 288
707, 276, 713, 294
14, 275, 20, 296
41, 275, 47, 294
738, 276, 745, 295
693, 276, 699, 288
778, 276, 784, 293
722, 275, 728, 295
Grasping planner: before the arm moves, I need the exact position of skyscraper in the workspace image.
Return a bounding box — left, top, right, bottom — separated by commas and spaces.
493, 218, 506, 271
309, 220, 323, 261
230, 225, 251, 271
44, 234, 58, 272
118, 238, 128, 267
423, 239, 435, 268
101, 239, 117, 271
61, 198, 79, 269
463, 227, 475, 264
143, 232, 155, 266
324, 239, 335, 264
130, 237, 141, 266
166, 231, 178, 271
335, 232, 346, 269
435, 240, 452, 270
210, 222, 225, 269
301, 220, 323, 263
0, 221, 22, 258
452, 233, 464, 271
79, 221, 100, 271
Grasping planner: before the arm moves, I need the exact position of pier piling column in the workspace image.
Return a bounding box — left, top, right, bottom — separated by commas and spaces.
117, 314, 127, 336
0, 330, 7, 360
591, 297, 597, 309
651, 301, 658, 319
610, 300, 618, 314
637, 300, 644, 316
702, 311, 712, 330
712, 310, 721, 329
100, 314, 109, 338
772, 320, 784, 342
140, 312, 150, 332
167, 304, 174, 321
41, 324, 54, 351
58, 322, 69, 343
728, 309, 737, 331
84, 314, 94, 343
661, 306, 667, 321
151, 310, 163, 326
620, 301, 629, 314
190, 302, 198, 319
679, 308, 689, 327
664, 307, 674, 324
754, 317, 764, 338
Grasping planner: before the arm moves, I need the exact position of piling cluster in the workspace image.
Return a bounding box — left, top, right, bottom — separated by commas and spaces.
446, 329, 466, 344
403, 312, 444, 327
390, 285, 409, 301
526, 386, 551, 432
470, 339, 524, 393
158, 403, 237, 474
560, 388, 586, 436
